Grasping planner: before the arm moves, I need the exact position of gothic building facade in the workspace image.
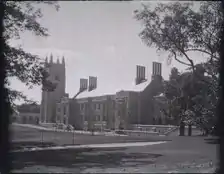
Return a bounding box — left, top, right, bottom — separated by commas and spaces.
40, 55, 167, 130
40, 54, 66, 123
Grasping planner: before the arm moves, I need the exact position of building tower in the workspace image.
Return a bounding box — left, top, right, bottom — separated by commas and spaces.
40, 54, 66, 123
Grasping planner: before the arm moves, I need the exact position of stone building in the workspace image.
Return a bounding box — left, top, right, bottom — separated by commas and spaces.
56, 93, 70, 124
67, 62, 165, 130
41, 55, 167, 130
15, 103, 40, 124
40, 54, 66, 123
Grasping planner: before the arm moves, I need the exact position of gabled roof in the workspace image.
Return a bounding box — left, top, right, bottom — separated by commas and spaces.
123, 81, 150, 92
76, 87, 117, 99
75, 80, 151, 99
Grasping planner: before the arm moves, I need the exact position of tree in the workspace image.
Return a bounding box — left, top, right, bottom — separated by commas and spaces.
17, 103, 40, 113
134, 2, 221, 71
4, 1, 59, 111
134, 1, 221, 94
135, 2, 221, 134
163, 65, 217, 135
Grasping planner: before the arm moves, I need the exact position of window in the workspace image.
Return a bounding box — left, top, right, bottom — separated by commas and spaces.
98, 103, 101, 110
152, 118, 155, 125
82, 115, 84, 121
55, 75, 60, 81
103, 115, 106, 121
95, 115, 100, 121
112, 101, 115, 109
57, 106, 60, 112
80, 104, 84, 111
64, 107, 66, 115
118, 110, 121, 116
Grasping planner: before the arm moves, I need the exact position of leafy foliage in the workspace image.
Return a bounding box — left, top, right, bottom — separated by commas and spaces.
135, 2, 221, 132
4, 1, 59, 108
17, 103, 40, 113
135, 2, 221, 69
162, 66, 218, 131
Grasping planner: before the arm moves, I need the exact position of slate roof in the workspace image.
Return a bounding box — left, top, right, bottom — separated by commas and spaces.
75, 80, 151, 99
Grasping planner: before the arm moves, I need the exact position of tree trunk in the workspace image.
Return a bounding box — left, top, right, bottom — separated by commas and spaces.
205, 129, 209, 136
188, 125, 192, 136
179, 121, 185, 136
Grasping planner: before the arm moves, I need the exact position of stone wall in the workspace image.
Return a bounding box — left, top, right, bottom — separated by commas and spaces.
140, 75, 164, 125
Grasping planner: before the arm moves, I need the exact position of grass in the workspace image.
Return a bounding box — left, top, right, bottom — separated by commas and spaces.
10, 125, 171, 148
11, 147, 162, 170
10, 125, 217, 173
11, 136, 217, 173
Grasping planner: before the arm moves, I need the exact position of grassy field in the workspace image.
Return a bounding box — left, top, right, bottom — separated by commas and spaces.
10, 124, 171, 150
10, 124, 218, 173
11, 136, 218, 173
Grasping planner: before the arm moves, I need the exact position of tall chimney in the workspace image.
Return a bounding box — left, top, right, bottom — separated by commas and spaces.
50, 53, 53, 63
88, 76, 97, 91
152, 62, 162, 76
45, 56, 48, 63
135, 65, 146, 85
80, 78, 88, 92
62, 56, 65, 64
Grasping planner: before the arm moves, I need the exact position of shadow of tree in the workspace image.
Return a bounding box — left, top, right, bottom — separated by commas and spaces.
11, 147, 162, 171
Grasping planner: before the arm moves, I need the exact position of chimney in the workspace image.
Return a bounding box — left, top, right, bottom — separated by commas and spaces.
88, 76, 97, 91
80, 78, 88, 92
152, 62, 162, 76
50, 53, 53, 63
62, 56, 65, 64
45, 56, 48, 63
135, 65, 146, 85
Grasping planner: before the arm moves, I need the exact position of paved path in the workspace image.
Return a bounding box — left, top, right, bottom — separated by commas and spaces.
12, 141, 167, 153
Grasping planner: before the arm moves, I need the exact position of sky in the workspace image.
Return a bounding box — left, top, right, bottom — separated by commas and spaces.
10, 1, 204, 104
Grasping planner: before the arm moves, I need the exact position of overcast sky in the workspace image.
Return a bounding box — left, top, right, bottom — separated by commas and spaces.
10, 1, 204, 104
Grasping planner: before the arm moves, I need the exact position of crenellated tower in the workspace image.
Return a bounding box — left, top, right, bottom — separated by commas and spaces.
40, 54, 66, 123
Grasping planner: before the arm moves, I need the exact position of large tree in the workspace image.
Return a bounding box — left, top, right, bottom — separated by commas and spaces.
163, 65, 217, 134
135, 2, 221, 132
134, 2, 221, 71
4, 1, 59, 112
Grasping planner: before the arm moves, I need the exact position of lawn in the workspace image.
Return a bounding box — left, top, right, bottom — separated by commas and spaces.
10, 125, 218, 173
10, 124, 171, 150
11, 136, 218, 173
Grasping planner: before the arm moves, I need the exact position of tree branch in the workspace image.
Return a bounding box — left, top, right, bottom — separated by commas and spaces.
185, 48, 219, 60
172, 51, 192, 66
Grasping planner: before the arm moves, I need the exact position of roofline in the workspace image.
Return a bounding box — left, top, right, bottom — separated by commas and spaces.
76, 93, 115, 100
73, 79, 153, 100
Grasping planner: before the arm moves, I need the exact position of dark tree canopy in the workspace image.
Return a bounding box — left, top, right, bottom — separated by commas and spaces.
135, 2, 221, 132
4, 1, 59, 108
135, 2, 221, 70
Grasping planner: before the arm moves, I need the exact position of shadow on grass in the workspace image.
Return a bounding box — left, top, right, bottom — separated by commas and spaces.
11, 147, 162, 171
11, 141, 57, 151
